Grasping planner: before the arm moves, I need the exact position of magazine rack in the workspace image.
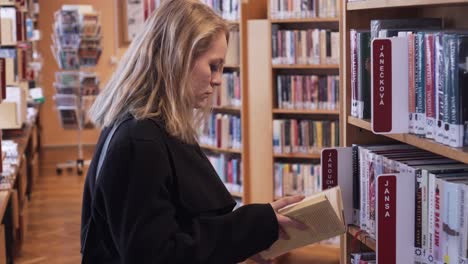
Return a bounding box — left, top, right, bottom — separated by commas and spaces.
51, 5, 102, 175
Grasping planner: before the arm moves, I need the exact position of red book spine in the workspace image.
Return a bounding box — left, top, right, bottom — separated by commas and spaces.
16, 10, 22, 42
216, 116, 221, 148
228, 160, 233, 184
425, 34, 435, 125
0, 59, 5, 100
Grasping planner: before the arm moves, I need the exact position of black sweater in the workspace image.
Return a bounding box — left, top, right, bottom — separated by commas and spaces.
80, 116, 279, 263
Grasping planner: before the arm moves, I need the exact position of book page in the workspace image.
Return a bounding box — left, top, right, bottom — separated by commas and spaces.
260, 187, 346, 259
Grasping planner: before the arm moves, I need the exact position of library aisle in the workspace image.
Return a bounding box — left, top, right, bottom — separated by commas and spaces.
14, 147, 94, 264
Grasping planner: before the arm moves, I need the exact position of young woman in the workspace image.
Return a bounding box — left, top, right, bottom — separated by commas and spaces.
81, 1, 305, 263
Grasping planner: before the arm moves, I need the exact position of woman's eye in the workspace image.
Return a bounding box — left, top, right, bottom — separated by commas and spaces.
210, 64, 219, 72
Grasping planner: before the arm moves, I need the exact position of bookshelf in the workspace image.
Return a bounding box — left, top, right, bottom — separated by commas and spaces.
247, 0, 342, 201
273, 108, 339, 115
196, 0, 267, 204
340, 0, 468, 263
200, 144, 242, 154
271, 17, 340, 24
273, 152, 322, 159
272, 64, 340, 69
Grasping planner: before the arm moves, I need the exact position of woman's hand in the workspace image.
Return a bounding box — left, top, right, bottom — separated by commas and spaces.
249, 196, 308, 264
271, 195, 308, 240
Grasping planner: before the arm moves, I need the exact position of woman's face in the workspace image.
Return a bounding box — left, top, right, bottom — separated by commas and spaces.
190, 32, 227, 109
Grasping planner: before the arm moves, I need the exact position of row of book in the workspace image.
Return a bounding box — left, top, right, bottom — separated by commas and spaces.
350, 18, 468, 148
270, 0, 339, 19
274, 162, 321, 198
206, 153, 243, 194
350, 18, 442, 120
276, 74, 339, 110
198, 113, 242, 150
272, 119, 339, 154
272, 27, 339, 65
0, 139, 19, 190
350, 144, 468, 264
212, 72, 241, 108
350, 252, 376, 264
0, 7, 35, 45
0, 46, 34, 85
200, 0, 239, 21
51, 8, 102, 69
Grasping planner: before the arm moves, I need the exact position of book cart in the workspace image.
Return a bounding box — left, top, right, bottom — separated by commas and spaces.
51, 5, 101, 175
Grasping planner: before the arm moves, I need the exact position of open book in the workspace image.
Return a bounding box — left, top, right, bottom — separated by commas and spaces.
260, 186, 346, 259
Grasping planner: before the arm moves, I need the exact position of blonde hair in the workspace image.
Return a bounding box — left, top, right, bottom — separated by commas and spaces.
89, 0, 229, 144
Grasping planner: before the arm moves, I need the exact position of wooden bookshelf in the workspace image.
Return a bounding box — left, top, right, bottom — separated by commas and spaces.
341, 1, 468, 263
229, 191, 243, 198
0, 3, 15, 7
347, 225, 376, 251
199, 144, 242, 154
223, 64, 240, 69
211, 106, 241, 113
273, 108, 339, 115
347, 0, 468, 10
0, 44, 17, 47
273, 152, 321, 159
272, 64, 339, 70
348, 116, 468, 164
271, 17, 339, 23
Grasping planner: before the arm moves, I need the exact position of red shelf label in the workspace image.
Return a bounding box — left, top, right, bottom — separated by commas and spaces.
373, 39, 393, 132
322, 149, 338, 189
378, 175, 397, 264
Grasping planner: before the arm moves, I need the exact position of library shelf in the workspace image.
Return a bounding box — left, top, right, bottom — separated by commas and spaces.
272, 64, 340, 70
273, 108, 339, 115
347, 225, 376, 251
211, 106, 241, 113
273, 152, 321, 159
347, 0, 468, 10
200, 144, 242, 155
270, 17, 339, 23
347, 116, 468, 165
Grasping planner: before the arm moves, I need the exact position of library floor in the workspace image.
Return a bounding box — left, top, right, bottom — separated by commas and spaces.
13, 146, 340, 264
14, 146, 95, 264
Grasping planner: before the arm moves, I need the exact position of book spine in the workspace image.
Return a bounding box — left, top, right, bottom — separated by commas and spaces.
435, 33, 445, 144
414, 168, 423, 261
442, 181, 460, 263
422, 170, 429, 261
359, 147, 368, 231
458, 184, 468, 264
448, 35, 463, 147
0, 58, 4, 100
442, 34, 451, 145
415, 32, 426, 136
425, 33, 436, 139
428, 173, 436, 263
408, 32, 416, 134
434, 178, 444, 262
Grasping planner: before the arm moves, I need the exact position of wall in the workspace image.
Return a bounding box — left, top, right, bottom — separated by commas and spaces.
38, 0, 127, 146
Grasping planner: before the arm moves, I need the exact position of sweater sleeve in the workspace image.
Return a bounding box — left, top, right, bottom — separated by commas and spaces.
97, 137, 279, 264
